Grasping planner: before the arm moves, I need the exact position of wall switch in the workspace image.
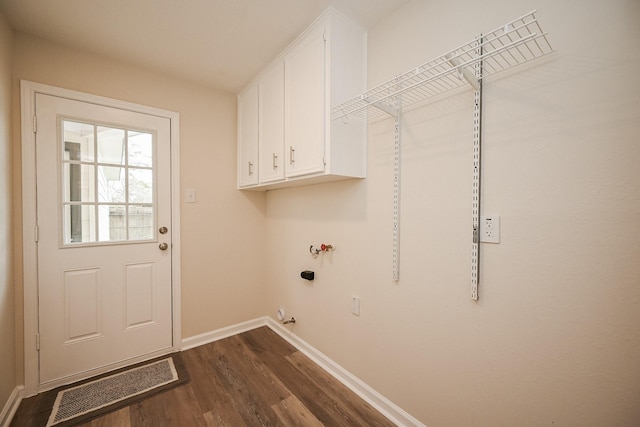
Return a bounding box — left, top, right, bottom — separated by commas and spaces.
185, 188, 196, 203
480, 215, 500, 243
351, 296, 360, 316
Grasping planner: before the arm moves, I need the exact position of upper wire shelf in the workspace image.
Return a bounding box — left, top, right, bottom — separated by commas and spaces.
331, 10, 554, 121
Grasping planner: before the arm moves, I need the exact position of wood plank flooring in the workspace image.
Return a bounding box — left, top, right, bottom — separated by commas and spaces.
11, 326, 395, 426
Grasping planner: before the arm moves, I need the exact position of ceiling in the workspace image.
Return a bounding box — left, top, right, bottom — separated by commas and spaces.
0, 0, 409, 93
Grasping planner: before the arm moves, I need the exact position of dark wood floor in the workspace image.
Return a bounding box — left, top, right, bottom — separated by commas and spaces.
11, 326, 395, 426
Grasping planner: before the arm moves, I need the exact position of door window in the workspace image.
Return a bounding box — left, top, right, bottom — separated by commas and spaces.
61, 119, 156, 245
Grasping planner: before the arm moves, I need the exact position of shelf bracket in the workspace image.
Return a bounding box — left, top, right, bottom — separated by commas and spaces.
445, 52, 480, 90
364, 98, 399, 118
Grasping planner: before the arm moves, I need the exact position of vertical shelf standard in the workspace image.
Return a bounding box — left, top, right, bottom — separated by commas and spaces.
471, 35, 483, 301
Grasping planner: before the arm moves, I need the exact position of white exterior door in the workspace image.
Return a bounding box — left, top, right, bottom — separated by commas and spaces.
35, 93, 173, 386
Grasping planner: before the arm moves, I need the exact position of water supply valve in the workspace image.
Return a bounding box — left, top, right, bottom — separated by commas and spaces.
309, 243, 334, 258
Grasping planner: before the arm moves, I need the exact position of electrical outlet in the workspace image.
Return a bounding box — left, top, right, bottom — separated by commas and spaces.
351, 296, 360, 316
480, 215, 500, 243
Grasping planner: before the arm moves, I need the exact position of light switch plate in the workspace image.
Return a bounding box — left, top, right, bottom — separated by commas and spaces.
185, 188, 196, 203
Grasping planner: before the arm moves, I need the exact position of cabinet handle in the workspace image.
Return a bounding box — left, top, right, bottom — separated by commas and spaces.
248, 161, 254, 175
273, 153, 278, 170
289, 146, 295, 164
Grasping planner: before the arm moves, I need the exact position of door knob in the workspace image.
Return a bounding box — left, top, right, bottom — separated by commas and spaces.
159, 242, 169, 251
159, 226, 168, 234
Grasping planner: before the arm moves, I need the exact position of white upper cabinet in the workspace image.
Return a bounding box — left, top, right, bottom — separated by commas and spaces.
237, 82, 259, 187
237, 8, 366, 190
259, 60, 285, 184
285, 22, 326, 178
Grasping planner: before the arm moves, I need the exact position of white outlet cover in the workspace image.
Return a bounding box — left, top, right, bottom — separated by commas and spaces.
351, 296, 360, 316
480, 215, 500, 243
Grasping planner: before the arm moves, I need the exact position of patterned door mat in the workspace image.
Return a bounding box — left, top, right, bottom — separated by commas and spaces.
42, 353, 189, 426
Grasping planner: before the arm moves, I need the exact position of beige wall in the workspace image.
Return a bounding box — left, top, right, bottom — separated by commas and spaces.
10, 33, 267, 380
265, 0, 640, 425
0, 11, 16, 409
5, 0, 640, 425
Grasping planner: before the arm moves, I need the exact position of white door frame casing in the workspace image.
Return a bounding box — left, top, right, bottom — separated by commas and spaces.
20, 81, 182, 396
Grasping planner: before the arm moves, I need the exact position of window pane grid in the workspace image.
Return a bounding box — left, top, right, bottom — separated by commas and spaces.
62, 120, 155, 245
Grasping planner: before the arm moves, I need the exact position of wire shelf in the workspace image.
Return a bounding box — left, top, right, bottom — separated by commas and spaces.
331, 10, 554, 121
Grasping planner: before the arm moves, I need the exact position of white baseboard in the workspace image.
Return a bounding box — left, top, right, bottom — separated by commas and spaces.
181, 317, 268, 350
182, 317, 424, 427
265, 318, 425, 427
0, 385, 24, 427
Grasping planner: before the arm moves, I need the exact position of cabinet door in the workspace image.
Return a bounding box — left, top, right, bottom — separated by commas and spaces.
259, 61, 285, 184
237, 83, 259, 187
285, 24, 326, 178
